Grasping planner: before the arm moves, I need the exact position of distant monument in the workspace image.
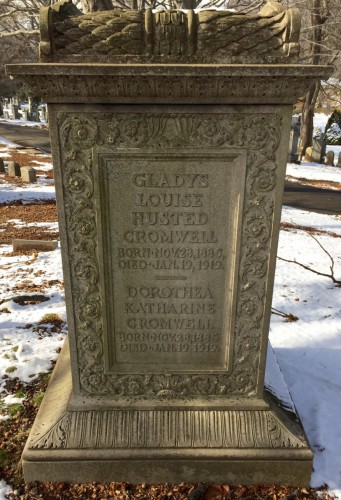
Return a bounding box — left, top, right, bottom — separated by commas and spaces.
311, 131, 327, 163
324, 150, 335, 166
288, 115, 301, 164
7, 0, 332, 486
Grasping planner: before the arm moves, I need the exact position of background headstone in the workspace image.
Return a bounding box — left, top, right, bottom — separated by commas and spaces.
8, 161, 21, 177
304, 146, 313, 162
288, 115, 301, 163
311, 135, 326, 163
21, 166, 37, 182
13, 239, 58, 252
325, 150, 335, 166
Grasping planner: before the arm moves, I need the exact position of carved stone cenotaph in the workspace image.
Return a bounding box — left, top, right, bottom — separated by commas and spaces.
7, 0, 333, 485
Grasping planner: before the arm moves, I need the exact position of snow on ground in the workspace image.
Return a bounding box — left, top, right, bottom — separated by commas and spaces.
0, 245, 66, 385
0, 137, 19, 148
0, 176, 55, 203
0, 183, 55, 204
286, 160, 341, 188
0, 480, 12, 500
0, 118, 47, 128
0, 139, 55, 203
0, 139, 341, 496
270, 206, 341, 498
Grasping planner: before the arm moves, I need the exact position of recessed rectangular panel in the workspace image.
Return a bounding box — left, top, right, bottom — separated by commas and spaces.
97, 153, 246, 373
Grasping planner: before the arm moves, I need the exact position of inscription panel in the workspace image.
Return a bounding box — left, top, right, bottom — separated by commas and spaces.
58, 108, 282, 397
97, 153, 246, 373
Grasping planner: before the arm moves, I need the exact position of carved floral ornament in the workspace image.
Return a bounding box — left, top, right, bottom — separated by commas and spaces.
58, 110, 282, 399
9, 72, 322, 104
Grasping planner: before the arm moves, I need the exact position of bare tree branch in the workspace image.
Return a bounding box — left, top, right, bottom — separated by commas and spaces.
278, 232, 341, 286
0, 29, 39, 38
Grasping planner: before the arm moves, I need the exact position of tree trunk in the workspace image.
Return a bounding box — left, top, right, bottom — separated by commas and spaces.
81, 0, 113, 13
299, 81, 320, 159
298, 0, 329, 159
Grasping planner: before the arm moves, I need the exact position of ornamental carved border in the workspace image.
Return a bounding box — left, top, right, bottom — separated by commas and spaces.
58, 110, 282, 399
18, 74, 317, 103
30, 409, 306, 450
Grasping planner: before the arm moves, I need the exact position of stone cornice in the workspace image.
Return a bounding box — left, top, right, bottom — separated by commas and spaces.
6, 64, 333, 104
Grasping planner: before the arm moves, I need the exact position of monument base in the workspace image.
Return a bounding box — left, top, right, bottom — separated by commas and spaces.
23, 340, 313, 485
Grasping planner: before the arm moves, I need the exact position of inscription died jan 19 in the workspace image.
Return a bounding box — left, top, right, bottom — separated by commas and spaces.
97, 153, 246, 373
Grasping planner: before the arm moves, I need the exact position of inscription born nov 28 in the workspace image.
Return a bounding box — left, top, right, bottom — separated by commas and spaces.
96, 153, 246, 374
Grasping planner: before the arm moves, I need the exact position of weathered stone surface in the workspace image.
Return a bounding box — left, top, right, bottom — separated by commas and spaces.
0, 158, 5, 173
51, 106, 286, 402
337, 154, 341, 167
21, 166, 37, 182
311, 136, 326, 163
6, 2, 334, 485
325, 150, 335, 166
6, 64, 331, 105
304, 146, 313, 162
288, 115, 301, 163
22, 339, 313, 484
12, 239, 58, 252
8, 161, 21, 177
39, 1, 300, 64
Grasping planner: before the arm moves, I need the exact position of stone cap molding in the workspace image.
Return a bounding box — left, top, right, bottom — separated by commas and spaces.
7, 63, 333, 104
39, 0, 301, 64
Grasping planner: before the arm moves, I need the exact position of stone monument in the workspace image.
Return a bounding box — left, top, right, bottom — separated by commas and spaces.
7, 0, 332, 486
288, 115, 301, 164
324, 150, 335, 166
311, 135, 327, 163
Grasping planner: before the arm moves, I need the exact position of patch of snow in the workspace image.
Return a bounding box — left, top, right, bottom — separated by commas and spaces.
0, 247, 66, 384
2, 394, 24, 406
270, 206, 341, 498
0, 136, 19, 148
286, 161, 341, 187
0, 183, 55, 204
281, 205, 341, 235
30, 160, 53, 169
0, 480, 12, 500
0, 118, 47, 128
0, 141, 54, 202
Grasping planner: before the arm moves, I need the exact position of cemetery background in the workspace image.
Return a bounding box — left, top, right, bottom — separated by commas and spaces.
0, 115, 340, 498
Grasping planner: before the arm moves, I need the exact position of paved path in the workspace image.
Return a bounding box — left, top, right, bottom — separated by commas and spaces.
283, 181, 341, 215
0, 122, 51, 153
1, 122, 340, 215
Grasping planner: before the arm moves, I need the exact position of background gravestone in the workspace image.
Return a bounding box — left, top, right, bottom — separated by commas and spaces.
8, 161, 21, 177
288, 115, 301, 163
304, 146, 313, 162
21, 166, 37, 183
325, 150, 335, 166
312, 135, 327, 163
7, 0, 333, 486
